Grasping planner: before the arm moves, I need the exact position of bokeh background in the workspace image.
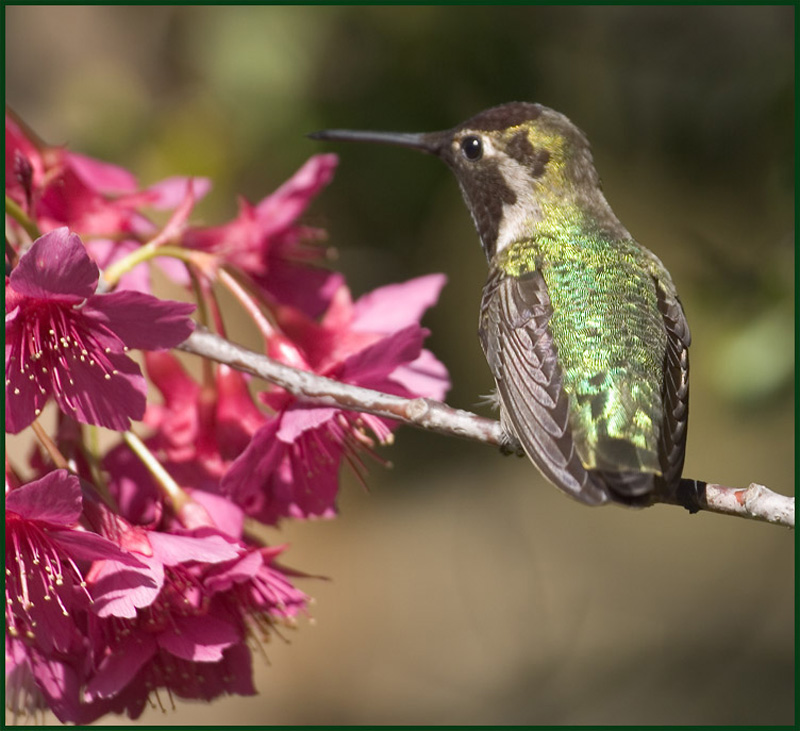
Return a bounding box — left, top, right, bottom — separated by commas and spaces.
5, 5, 794, 725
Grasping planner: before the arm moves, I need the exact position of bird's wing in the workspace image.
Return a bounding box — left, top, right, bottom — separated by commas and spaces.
652, 276, 691, 493
479, 268, 609, 505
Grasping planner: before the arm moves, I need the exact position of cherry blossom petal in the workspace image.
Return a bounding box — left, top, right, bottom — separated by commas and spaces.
388, 348, 451, 401
157, 614, 240, 662
276, 406, 339, 442
255, 153, 338, 233
338, 324, 427, 385
5, 469, 82, 525
351, 273, 447, 333
187, 490, 245, 539
52, 348, 147, 430
84, 635, 157, 700
137, 175, 212, 210
263, 264, 344, 320
82, 291, 195, 351
26, 648, 85, 723
4, 343, 50, 433
67, 152, 138, 195
9, 227, 98, 301
89, 554, 164, 618
53, 529, 146, 566
147, 531, 240, 566
204, 550, 263, 592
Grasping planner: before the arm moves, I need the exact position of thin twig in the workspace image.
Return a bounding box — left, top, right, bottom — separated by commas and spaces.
702, 482, 794, 527
31, 420, 69, 471
179, 327, 502, 444
178, 328, 795, 529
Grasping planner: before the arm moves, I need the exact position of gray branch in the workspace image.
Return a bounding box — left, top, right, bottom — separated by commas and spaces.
178, 328, 794, 530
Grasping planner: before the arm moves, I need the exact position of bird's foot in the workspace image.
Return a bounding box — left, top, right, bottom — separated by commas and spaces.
499, 430, 526, 458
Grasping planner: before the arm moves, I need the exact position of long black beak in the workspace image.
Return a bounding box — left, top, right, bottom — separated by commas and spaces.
307, 128, 443, 155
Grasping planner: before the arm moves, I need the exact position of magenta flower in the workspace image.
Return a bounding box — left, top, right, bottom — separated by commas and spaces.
204, 539, 311, 625
5, 113, 208, 236
5, 228, 195, 433
5, 110, 456, 723
5, 470, 144, 655
223, 274, 450, 523
79, 498, 277, 717
83, 639, 256, 721
103, 351, 270, 515
184, 491, 311, 630
5, 634, 92, 724
144, 351, 266, 469
182, 154, 342, 316
329, 273, 452, 399
18, 483, 298, 721
84, 498, 240, 619
6, 114, 211, 294
221, 417, 341, 523
6, 114, 138, 215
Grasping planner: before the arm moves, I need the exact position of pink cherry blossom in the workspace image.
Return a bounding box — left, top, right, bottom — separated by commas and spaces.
182, 154, 341, 316
78, 493, 306, 719
174, 491, 311, 630
86, 511, 240, 619
223, 274, 450, 523
5, 634, 93, 724
5, 228, 195, 433
205, 544, 310, 620
82, 638, 256, 721
6, 114, 211, 294
4, 111, 455, 723
144, 351, 266, 465
5, 470, 144, 655
5, 112, 209, 235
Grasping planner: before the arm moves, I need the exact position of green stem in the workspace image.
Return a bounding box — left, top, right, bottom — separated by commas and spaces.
218, 266, 278, 340
31, 421, 69, 471
188, 266, 216, 388
102, 243, 196, 288
5, 195, 40, 241
122, 430, 192, 514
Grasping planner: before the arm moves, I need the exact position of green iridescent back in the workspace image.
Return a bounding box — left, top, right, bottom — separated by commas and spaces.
497, 221, 668, 476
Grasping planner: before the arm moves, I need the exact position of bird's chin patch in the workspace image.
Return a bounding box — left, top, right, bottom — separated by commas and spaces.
494, 161, 542, 255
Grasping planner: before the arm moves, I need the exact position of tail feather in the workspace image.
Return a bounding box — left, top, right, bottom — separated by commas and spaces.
588, 471, 708, 510
590, 469, 655, 507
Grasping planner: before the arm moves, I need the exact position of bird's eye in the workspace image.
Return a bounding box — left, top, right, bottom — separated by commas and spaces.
460, 135, 483, 161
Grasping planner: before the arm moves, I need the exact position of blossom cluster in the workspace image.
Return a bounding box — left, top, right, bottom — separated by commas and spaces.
5, 113, 449, 723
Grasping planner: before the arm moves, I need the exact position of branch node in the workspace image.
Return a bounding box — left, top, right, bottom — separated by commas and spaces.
406, 397, 431, 421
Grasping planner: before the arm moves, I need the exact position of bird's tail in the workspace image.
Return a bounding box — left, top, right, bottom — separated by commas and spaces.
597, 473, 709, 510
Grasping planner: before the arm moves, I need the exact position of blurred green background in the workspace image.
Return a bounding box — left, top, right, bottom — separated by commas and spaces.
6, 5, 794, 725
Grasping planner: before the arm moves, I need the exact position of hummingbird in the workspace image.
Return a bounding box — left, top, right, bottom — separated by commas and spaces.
310, 102, 692, 507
